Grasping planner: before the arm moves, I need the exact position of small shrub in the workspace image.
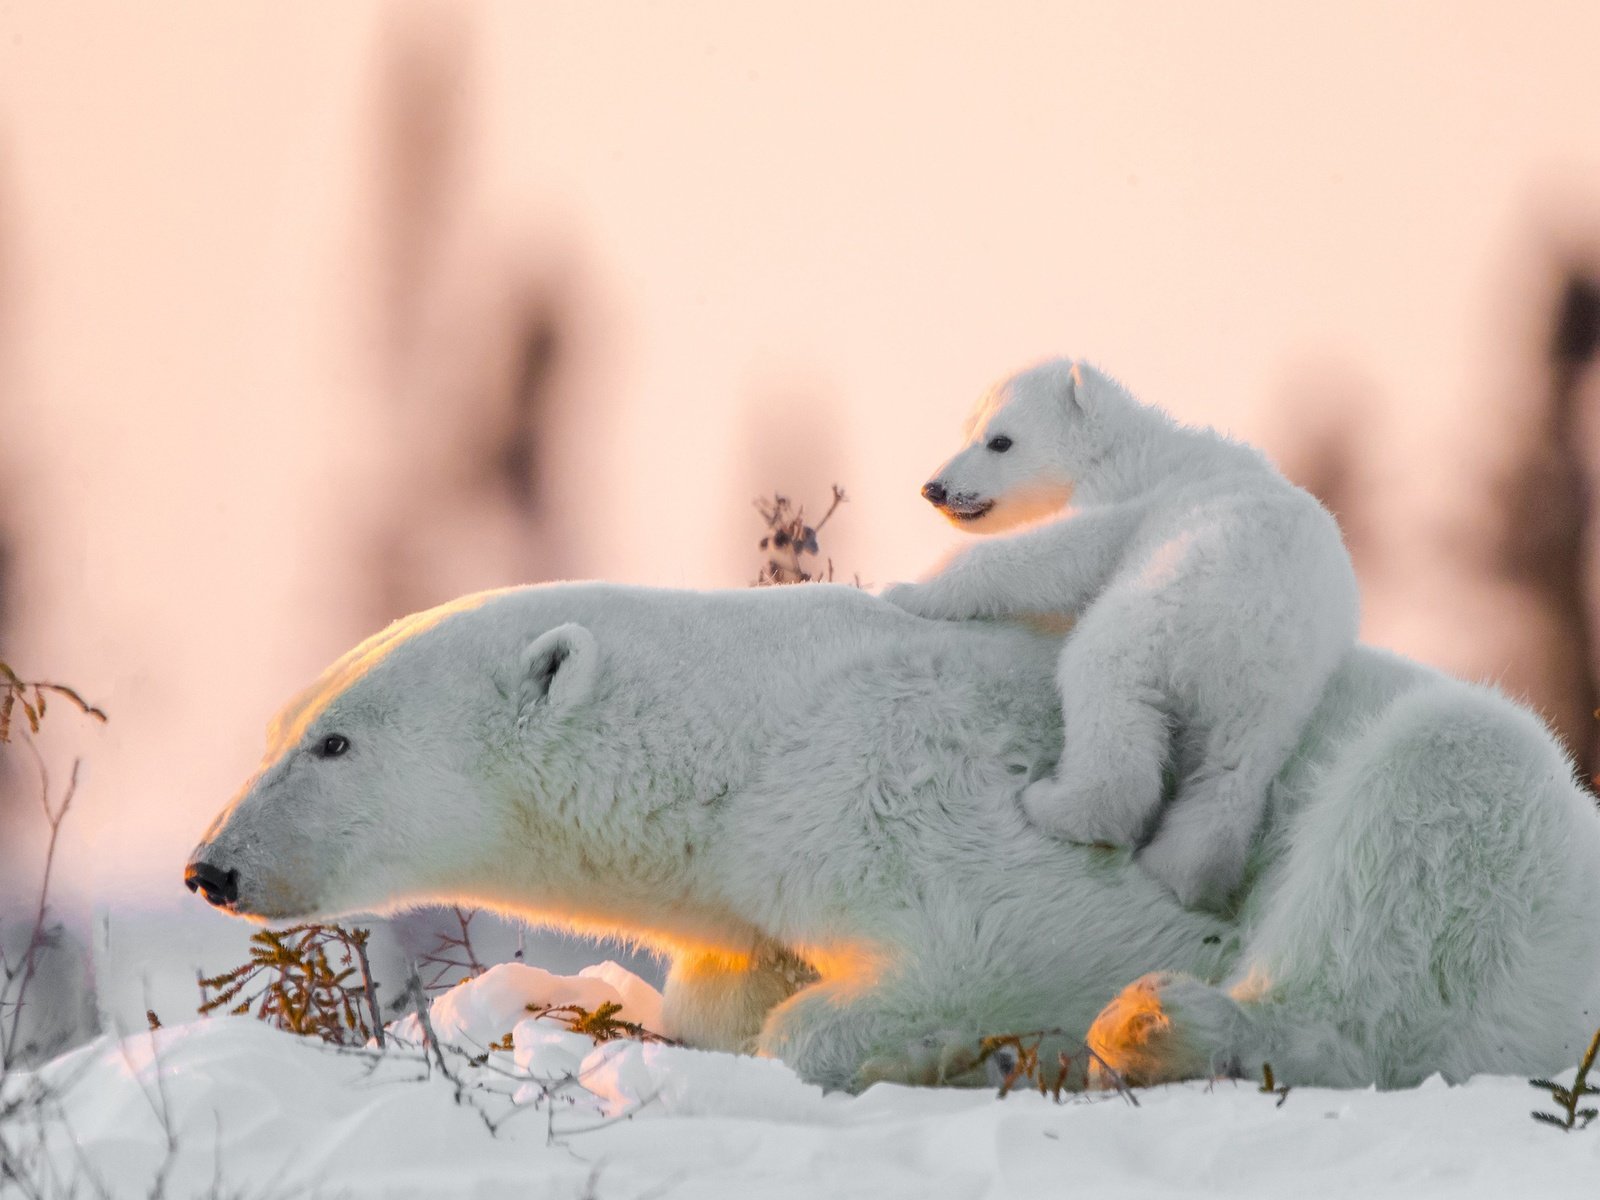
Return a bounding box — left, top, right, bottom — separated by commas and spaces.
1531, 1027, 1600, 1130
754, 486, 847, 585
0, 663, 106, 1190
524, 1001, 677, 1046
0, 660, 106, 1069
198, 924, 384, 1048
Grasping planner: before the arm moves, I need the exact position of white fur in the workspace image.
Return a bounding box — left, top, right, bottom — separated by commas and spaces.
883, 359, 1361, 909
190, 583, 1600, 1093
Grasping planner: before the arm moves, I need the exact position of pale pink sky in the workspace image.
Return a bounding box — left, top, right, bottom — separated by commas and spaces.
3, 2, 1600, 900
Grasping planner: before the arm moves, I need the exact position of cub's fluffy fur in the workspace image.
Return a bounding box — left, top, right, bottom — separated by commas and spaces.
886, 359, 1359, 909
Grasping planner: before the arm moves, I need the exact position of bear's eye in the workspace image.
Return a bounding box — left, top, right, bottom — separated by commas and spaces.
314, 734, 350, 759
986, 435, 1013, 453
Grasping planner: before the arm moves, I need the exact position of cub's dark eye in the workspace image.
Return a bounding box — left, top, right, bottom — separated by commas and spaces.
314, 734, 350, 758
986, 435, 1013, 453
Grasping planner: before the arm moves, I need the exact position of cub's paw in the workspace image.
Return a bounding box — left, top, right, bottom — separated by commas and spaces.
879, 582, 970, 621
1021, 776, 1137, 847
1086, 972, 1249, 1088
878, 581, 924, 612
1135, 825, 1246, 913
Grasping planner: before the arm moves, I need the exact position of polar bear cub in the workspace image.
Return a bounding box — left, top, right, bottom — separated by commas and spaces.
883, 358, 1359, 909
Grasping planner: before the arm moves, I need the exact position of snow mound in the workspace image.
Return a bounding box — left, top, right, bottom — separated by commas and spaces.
577, 959, 664, 1030
10, 963, 1600, 1198
581, 1038, 838, 1120
508, 1020, 599, 1102
389, 959, 662, 1049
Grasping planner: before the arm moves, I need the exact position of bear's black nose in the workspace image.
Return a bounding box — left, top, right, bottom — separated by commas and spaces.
185, 861, 240, 908
921, 480, 947, 505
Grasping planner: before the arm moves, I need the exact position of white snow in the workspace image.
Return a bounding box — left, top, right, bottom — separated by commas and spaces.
7, 962, 1599, 1198
387, 961, 661, 1049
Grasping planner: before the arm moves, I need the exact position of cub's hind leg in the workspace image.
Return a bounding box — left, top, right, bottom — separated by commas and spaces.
1139, 603, 1347, 911
1136, 752, 1281, 911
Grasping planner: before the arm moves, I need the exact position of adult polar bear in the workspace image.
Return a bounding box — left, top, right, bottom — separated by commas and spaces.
188, 581, 1600, 1091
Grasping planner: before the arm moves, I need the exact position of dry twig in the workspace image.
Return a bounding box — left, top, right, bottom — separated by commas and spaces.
977, 1028, 1140, 1106
419, 906, 489, 993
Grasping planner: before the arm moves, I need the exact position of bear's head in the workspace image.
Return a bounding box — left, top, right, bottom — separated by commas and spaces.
185, 592, 599, 922
920, 358, 1131, 532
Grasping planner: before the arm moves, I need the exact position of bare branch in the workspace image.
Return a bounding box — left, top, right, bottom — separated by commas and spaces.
418, 906, 489, 993
0, 662, 107, 739
753, 485, 850, 586
3, 753, 80, 1067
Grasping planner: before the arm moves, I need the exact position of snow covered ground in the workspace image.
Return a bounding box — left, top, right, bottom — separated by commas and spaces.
7, 961, 1600, 1199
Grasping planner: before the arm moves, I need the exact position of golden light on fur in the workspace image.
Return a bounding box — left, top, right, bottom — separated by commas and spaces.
952, 479, 1074, 532
795, 942, 890, 995
265, 589, 505, 756
1086, 976, 1186, 1088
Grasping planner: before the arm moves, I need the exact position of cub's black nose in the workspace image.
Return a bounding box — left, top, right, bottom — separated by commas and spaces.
185, 861, 240, 908
921, 480, 947, 505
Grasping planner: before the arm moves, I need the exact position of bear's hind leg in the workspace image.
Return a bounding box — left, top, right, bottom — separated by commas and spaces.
1219, 680, 1600, 1087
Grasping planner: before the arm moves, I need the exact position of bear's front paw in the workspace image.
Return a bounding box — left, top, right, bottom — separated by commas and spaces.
880, 582, 969, 621
856, 1031, 987, 1089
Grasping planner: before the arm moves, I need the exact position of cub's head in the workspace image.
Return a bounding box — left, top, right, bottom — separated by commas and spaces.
921, 358, 1127, 532
185, 593, 598, 923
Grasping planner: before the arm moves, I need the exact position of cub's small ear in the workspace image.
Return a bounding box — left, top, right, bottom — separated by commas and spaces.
1061, 359, 1090, 412
1063, 359, 1121, 413
518, 623, 598, 721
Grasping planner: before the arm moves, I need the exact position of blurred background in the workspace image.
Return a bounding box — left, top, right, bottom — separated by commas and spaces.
3, 1, 1600, 1042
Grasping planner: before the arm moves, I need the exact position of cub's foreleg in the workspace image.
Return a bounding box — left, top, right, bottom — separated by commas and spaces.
881, 504, 1143, 622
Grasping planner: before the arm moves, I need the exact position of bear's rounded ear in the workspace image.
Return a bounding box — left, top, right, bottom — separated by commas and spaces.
518, 623, 598, 721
